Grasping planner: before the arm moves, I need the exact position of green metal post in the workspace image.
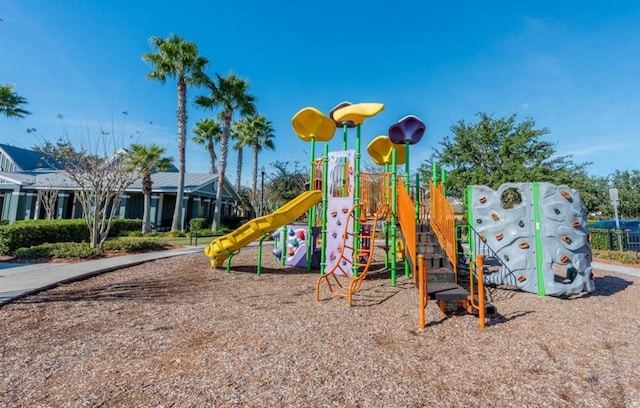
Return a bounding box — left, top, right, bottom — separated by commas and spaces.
281, 224, 286, 266
307, 135, 316, 270
384, 163, 390, 269
353, 124, 362, 277
320, 144, 329, 274
415, 173, 420, 223
257, 234, 269, 276
391, 149, 398, 286
432, 162, 439, 184
342, 123, 348, 150
441, 168, 447, 197
533, 183, 545, 296
403, 141, 411, 278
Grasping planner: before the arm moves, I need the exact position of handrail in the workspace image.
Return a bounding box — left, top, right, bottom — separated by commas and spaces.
429, 180, 457, 274
397, 180, 417, 279
467, 254, 486, 329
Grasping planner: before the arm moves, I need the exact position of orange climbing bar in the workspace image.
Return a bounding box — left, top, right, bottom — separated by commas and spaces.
467, 254, 486, 329
315, 204, 390, 307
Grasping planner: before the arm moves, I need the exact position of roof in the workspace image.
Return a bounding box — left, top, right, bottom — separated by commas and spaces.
0, 143, 62, 171
0, 170, 241, 201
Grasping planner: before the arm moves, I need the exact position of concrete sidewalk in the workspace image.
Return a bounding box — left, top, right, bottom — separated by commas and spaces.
0, 246, 204, 307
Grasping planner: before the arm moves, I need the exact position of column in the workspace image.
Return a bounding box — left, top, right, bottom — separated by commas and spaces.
150, 195, 159, 230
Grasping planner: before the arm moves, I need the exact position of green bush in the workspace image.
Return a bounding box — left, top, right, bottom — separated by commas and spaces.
108, 219, 143, 237
0, 218, 144, 255
14, 242, 98, 259
189, 217, 208, 231
103, 237, 167, 252
590, 228, 629, 251
0, 219, 89, 254
221, 215, 245, 230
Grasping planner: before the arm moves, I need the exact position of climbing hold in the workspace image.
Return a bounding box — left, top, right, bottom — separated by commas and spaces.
331, 211, 338, 217
496, 233, 504, 241
332, 232, 338, 238
291, 238, 299, 247
560, 254, 570, 263
337, 220, 342, 226
517, 275, 526, 283
479, 196, 487, 204
554, 208, 561, 215
491, 213, 500, 221
504, 255, 510, 262
288, 247, 295, 256
518, 220, 525, 228
342, 207, 349, 214
296, 230, 306, 240
329, 253, 337, 261
571, 220, 581, 228
480, 234, 487, 242
561, 191, 572, 201
562, 235, 573, 244
519, 242, 530, 249
288, 228, 295, 236
477, 219, 483, 224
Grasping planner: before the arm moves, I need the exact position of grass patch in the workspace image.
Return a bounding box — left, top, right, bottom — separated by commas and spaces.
592, 249, 640, 265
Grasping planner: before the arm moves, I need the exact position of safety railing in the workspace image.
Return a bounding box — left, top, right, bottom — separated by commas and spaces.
397, 180, 416, 277
464, 223, 521, 289
429, 180, 457, 273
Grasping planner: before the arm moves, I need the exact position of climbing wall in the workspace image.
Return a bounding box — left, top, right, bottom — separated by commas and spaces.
466, 182, 594, 296
272, 225, 311, 267
324, 150, 355, 275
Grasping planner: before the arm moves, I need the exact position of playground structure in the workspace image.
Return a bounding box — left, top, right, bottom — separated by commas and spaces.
204, 100, 596, 329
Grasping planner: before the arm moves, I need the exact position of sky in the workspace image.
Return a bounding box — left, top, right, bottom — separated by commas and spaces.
1, 1, 639, 186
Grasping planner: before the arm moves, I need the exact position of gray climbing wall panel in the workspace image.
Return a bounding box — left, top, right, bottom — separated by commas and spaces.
466, 182, 594, 296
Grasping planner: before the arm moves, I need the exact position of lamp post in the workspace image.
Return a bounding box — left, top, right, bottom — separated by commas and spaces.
260, 166, 265, 217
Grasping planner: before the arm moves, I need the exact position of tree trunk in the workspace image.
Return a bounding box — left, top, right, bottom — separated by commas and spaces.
142, 173, 152, 234
252, 145, 259, 197
171, 77, 187, 232
212, 114, 231, 231
207, 140, 216, 174
235, 147, 243, 193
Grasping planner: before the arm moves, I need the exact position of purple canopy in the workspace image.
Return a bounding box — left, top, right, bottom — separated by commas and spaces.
388, 115, 426, 145
329, 101, 357, 129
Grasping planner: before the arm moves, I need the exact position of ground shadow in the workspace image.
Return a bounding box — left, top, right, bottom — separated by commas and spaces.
583, 275, 634, 297
13, 277, 203, 304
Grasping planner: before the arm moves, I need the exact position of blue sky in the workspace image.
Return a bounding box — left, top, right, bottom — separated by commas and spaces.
1, 1, 639, 185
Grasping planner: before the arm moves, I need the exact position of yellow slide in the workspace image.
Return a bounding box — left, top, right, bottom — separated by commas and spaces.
204, 190, 322, 268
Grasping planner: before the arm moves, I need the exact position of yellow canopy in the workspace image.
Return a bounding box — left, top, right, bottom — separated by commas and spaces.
366, 135, 406, 165
332, 102, 385, 125
291, 107, 336, 142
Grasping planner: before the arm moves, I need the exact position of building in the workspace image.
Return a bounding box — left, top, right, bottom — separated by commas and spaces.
0, 143, 242, 229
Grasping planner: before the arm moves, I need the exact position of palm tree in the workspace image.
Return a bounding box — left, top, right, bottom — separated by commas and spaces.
246, 115, 276, 198
232, 118, 253, 193
142, 34, 209, 232
195, 73, 256, 231
0, 84, 31, 118
192, 118, 222, 174
127, 144, 174, 234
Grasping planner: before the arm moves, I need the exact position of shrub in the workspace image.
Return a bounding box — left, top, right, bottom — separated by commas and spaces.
590, 228, 629, 251
0, 218, 144, 255
14, 242, 98, 259
108, 219, 143, 237
189, 217, 208, 232
0, 219, 89, 254
103, 237, 167, 252
592, 249, 640, 265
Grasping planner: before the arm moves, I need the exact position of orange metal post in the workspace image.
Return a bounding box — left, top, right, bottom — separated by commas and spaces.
418, 254, 426, 330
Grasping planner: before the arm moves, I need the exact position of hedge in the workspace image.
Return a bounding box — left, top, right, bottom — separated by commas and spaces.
0, 218, 142, 255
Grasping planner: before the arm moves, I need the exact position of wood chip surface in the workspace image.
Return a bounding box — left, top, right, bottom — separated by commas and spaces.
1, 246, 639, 407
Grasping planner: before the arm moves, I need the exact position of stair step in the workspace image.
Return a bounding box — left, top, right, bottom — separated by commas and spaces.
426, 282, 462, 296
434, 286, 470, 301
